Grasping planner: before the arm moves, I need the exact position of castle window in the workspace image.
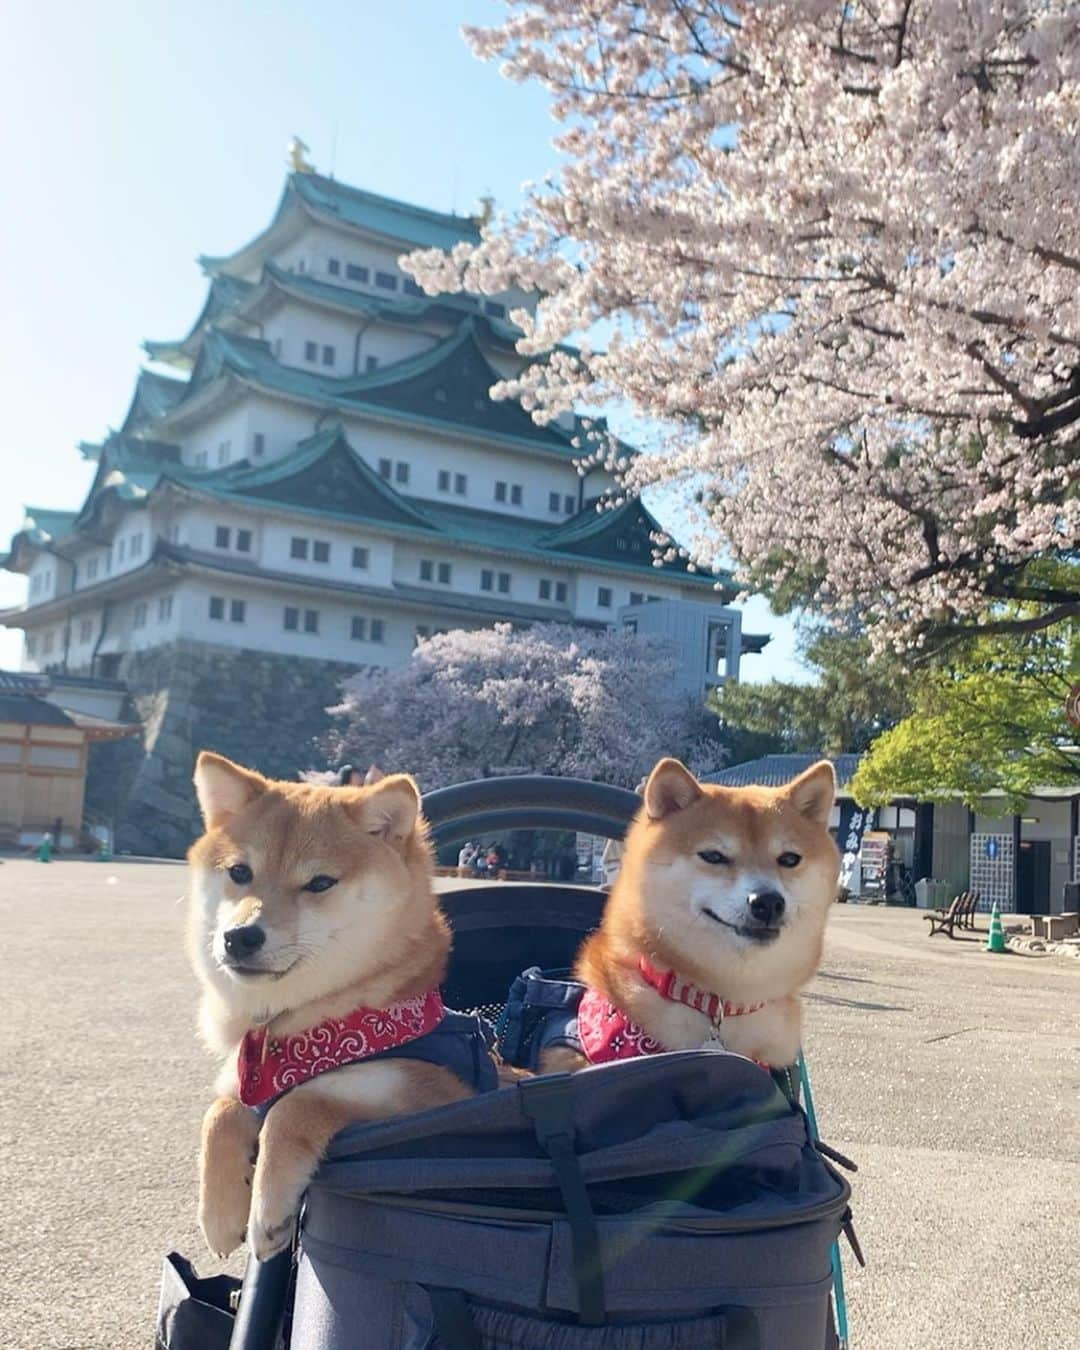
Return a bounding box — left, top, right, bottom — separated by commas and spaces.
215, 526, 231, 549
345, 263, 369, 283
454, 473, 467, 495
230, 600, 246, 624
555, 581, 568, 603
26, 635, 36, 657
510, 485, 523, 506
403, 279, 424, 298
375, 271, 398, 291
328, 258, 340, 276
236, 529, 252, 554
217, 441, 231, 465
564, 495, 576, 514
438, 470, 451, 492
321, 345, 335, 368
370, 618, 385, 643
419, 559, 434, 582
304, 341, 318, 362
548, 492, 561, 513
158, 596, 173, 622
415, 625, 430, 641
597, 587, 613, 609
130, 532, 144, 558
437, 562, 452, 585
352, 546, 369, 570
366, 355, 379, 372
209, 597, 225, 621
86, 558, 99, 582
350, 616, 368, 641
484, 300, 507, 319
43, 631, 54, 655
494, 482, 507, 503
284, 607, 299, 631
433, 388, 448, 403
272, 339, 282, 359
629, 592, 644, 606
539, 579, 551, 601
290, 537, 309, 560
378, 458, 392, 479
395, 461, 410, 485
117, 539, 126, 562
497, 572, 511, 594
194, 450, 208, 468
481, 569, 494, 592
312, 540, 330, 564
303, 609, 319, 634
79, 619, 93, 643
253, 433, 265, 457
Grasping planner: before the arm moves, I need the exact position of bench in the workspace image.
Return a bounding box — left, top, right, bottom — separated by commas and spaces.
924, 890, 980, 937
1030, 913, 1079, 941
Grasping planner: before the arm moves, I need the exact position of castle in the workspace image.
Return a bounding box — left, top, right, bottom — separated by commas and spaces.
1, 159, 765, 853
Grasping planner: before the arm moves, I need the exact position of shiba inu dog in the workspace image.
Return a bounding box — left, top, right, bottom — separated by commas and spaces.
187, 752, 486, 1261
542, 758, 839, 1072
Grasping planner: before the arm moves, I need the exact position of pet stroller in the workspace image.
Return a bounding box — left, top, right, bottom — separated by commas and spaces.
158, 776, 857, 1350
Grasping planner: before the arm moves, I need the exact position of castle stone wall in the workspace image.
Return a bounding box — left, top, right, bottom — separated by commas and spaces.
86, 640, 356, 857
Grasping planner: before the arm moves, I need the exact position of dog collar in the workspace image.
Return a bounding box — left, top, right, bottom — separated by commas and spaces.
637, 956, 767, 1023
237, 988, 445, 1108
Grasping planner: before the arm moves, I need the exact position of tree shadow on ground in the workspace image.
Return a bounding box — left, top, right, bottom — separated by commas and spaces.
804, 992, 911, 1013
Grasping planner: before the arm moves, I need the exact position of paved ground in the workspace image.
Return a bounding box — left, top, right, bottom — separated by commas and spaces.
1, 859, 1077, 1348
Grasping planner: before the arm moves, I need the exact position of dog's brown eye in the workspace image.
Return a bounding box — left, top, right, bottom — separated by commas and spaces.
698, 850, 731, 866
227, 863, 253, 886
303, 875, 337, 894
777, 852, 802, 868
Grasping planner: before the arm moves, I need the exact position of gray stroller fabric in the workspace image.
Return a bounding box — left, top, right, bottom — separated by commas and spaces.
290, 1052, 850, 1350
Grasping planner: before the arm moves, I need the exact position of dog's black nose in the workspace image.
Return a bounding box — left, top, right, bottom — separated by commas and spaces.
223, 925, 266, 959
747, 891, 785, 925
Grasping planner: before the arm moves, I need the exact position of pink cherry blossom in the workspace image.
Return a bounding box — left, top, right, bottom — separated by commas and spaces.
407, 2, 1080, 650
318, 622, 724, 789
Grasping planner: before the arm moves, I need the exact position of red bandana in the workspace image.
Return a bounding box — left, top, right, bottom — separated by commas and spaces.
237, 989, 445, 1108
576, 960, 768, 1067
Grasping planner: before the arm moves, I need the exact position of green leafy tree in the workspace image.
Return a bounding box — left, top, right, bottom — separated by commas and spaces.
852, 629, 1077, 811
714, 630, 912, 757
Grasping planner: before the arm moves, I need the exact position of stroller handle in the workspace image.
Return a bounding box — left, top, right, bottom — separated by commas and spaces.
421, 775, 641, 847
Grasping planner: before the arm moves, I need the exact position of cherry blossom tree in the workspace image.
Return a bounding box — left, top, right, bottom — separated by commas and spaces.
317, 623, 723, 790
409, 2, 1080, 652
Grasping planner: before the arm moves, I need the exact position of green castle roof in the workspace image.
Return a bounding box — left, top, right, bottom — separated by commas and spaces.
144, 263, 523, 371
16, 423, 729, 594
199, 172, 482, 277
155, 320, 610, 461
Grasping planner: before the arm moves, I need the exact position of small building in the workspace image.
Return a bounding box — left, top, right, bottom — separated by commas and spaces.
706, 753, 1080, 916
0, 672, 138, 849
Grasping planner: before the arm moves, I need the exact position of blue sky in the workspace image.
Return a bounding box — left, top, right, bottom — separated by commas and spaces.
0, 0, 802, 679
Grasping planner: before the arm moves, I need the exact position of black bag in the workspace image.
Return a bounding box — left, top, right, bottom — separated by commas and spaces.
155, 1252, 240, 1350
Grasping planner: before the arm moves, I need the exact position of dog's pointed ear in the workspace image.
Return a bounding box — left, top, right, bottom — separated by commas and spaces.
351, 773, 421, 844
785, 760, 836, 827
193, 752, 267, 828
643, 758, 702, 820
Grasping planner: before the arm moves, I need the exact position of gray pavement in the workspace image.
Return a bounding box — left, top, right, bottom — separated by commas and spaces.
0, 860, 1077, 1348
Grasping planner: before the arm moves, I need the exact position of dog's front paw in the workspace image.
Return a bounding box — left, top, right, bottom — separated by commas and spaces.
248, 1178, 298, 1261
199, 1183, 250, 1259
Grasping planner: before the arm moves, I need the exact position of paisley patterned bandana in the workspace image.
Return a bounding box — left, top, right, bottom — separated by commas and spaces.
576, 961, 769, 1066
576, 987, 666, 1064
237, 989, 445, 1108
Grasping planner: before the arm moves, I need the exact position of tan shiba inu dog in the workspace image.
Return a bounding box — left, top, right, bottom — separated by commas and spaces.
188, 752, 472, 1261
544, 758, 839, 1072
